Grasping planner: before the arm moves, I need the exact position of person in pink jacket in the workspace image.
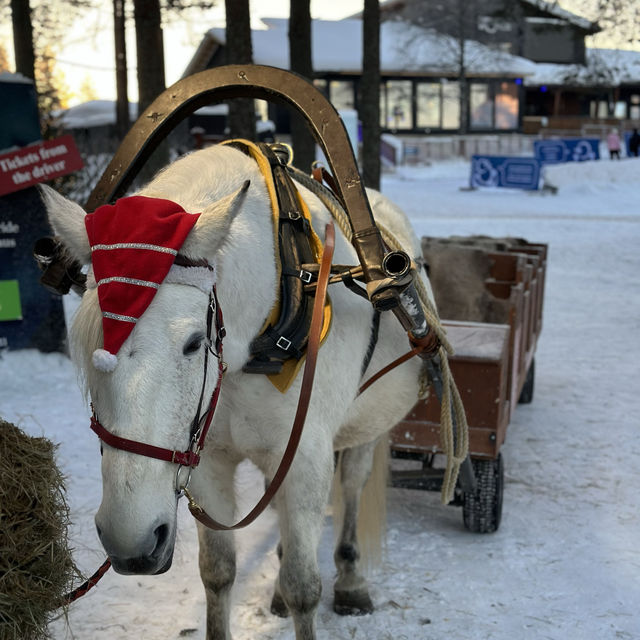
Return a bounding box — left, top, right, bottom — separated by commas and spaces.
607, 128, 622, 159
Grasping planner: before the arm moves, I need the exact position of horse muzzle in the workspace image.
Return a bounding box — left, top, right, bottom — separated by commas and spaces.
95, 517, 175, 575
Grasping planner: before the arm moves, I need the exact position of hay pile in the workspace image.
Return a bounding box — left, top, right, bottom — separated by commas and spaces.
0, 418, 80, 640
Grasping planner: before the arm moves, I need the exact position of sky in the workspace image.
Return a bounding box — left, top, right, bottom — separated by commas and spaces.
0, 0, 633, 106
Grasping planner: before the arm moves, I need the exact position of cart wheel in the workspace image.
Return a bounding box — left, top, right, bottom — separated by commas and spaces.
462, 453, 504, 533
518, 358, 535, 404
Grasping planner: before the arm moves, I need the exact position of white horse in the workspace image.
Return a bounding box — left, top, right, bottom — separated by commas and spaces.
42, 142, 432, 640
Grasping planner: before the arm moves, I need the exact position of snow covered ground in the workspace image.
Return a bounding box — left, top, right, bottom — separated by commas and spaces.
2, 157, 640, 640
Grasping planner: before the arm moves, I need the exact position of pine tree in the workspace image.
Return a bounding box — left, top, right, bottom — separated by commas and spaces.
35, 45, 72, 135
289, 0, 315, 171
78, 74, 99, 102
224, 0, 256, 140
361, 0, 381, 190
0, 42, 10, 72
10, 0, 36, 81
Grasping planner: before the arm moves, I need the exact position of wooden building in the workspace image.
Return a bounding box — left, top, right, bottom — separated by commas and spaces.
183, 18, 536, 136
376, 0, 600, 64
183, 2, 640, 138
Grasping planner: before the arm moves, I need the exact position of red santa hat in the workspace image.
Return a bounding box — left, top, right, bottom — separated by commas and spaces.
85, 195, 200, 372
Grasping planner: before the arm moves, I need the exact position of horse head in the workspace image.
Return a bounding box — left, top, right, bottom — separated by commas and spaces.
41, 177, 249, 575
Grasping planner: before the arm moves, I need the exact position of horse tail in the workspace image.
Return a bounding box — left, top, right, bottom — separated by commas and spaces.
358, 436, 389, 568
331, 435, 389, 570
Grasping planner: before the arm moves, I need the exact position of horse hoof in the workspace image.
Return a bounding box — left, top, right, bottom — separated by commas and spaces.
333, 589, 374, 616
270, 591, 290, 618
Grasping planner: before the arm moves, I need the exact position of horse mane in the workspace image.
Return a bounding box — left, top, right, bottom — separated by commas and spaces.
70, 286, 104, 397
139, 145, 259, 213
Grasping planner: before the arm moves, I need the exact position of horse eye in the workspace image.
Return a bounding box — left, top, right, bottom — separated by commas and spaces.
183, 333, 205, 356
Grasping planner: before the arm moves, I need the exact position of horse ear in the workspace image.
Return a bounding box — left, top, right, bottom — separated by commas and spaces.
182, 180, 250, 259
39, 184, 91, 263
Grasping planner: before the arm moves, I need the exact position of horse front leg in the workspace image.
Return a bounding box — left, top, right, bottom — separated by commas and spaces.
333, 439, 382, 616
198, 527, 236, 639
272, 441, 334, 640
192, 453, 239, 640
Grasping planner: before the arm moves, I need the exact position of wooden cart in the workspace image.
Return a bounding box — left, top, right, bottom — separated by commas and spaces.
390, 236, 548, 533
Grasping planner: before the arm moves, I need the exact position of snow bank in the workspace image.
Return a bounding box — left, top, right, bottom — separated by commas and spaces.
543, 157, 640, 190
3, 158, 639, 640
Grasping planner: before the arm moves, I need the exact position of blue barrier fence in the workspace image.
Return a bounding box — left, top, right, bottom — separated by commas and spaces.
533, 138, 600, 164
470, 155, 541, 191
469, 137, 609, 190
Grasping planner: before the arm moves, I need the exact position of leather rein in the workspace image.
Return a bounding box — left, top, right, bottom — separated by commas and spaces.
61, 222, 334, 607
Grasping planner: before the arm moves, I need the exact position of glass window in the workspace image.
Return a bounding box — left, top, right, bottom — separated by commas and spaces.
313, 79, 328, 96
597, 100, 608, 118
379, 83, 387, 128
470, 83, 493, 129
254, 99, 269, 121
416, 83, 441, 129
614, 101, 627, 118
329, 80, 355, 110
495, 82, 519, 129
442, 81, 460, 129
386, 80, 413, 130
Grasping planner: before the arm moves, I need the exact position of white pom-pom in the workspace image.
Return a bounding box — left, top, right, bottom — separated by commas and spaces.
92, 349, 118, 372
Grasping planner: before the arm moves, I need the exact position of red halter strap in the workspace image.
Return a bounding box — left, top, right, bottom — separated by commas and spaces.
90, 282, 225, 469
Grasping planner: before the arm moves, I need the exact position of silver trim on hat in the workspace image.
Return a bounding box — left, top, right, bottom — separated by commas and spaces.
102, 311, 138, 323
91, 242, 178, 255
97, 276, 160, 289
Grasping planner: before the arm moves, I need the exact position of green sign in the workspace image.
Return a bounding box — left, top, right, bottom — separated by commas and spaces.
0, 280, 23, 321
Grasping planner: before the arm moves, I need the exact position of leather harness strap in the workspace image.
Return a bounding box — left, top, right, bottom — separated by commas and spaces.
185, 222, 335, 530
358, 329, 440, 396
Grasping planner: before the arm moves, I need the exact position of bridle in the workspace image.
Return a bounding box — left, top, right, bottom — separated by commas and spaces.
89, 258, 226, 496
62, 258, 227, 607
86, 225, 335, 534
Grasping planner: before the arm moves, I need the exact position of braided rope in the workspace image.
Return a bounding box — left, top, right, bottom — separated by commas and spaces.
292, 168, 468, 503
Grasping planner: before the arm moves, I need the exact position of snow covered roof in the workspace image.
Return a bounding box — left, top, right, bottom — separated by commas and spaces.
374, 0, 599, 33
0, 71, 35, 85
53, 100, 138, 129
200, 18, 537, 78
521, 0, 599, 33
525, 48, 640, 87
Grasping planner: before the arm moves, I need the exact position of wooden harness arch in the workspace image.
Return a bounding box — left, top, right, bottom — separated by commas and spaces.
86, 64, 420, 324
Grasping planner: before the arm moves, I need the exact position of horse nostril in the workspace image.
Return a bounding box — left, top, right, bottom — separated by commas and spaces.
96, 524, 103, 540
153, 523, 169, 554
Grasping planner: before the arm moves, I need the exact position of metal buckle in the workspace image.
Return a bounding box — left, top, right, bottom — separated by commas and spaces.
276, 336, 292, 351
299, 270, 313, 283
175, 463, 193, 496
182, 486, 203, 514
270, 142, 293, 166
